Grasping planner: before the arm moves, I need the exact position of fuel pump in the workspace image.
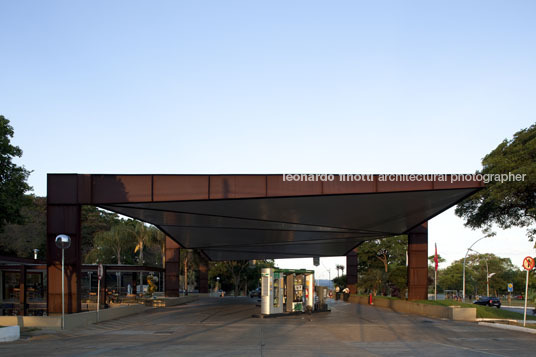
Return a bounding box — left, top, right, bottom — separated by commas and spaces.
261, 268, 316, 316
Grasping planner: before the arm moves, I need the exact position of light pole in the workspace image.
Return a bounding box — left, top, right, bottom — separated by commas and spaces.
55, 234, 71, 330
469, 249, 495, 297
463, 235, 492, 301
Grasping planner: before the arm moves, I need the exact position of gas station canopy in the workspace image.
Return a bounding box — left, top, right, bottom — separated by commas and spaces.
46, 174, 484, 261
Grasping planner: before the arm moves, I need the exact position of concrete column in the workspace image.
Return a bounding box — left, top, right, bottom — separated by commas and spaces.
346, 250, 358, 294
47, 204, 82, 314
165, 236, 180, 297
408, 222, 428, 300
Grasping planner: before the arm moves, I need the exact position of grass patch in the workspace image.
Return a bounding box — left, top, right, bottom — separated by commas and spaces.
415, 299, 536, 320
352, 294, 536, 320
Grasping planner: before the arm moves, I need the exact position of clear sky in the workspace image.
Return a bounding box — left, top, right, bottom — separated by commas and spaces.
1, 1, 535, 280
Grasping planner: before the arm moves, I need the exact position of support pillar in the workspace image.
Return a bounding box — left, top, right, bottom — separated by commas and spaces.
346, 250, 358, 294
165, 236, 180, 297
407, 222, 428, 300
198, 253, 209, 294
47, 205, 82, 314
19, 265, 26, 315
131, 272, 137, 296
99, 265, 107, 306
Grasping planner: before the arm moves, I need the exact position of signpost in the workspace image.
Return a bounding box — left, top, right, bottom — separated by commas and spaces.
97, 264, 103, 322
507, 282, 513, 304
522, 256, 535, 327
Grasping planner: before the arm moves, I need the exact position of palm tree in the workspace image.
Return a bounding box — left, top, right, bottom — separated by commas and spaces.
133, 221, 153, 265
93, 223, 133, 264
336, 264, 345, 278
152, 228, 166, 268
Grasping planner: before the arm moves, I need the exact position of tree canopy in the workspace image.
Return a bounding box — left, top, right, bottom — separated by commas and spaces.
355, 235, 408, 296
437, 253, 530, 297
455, 124, 536, 240
0, 115, 31, 232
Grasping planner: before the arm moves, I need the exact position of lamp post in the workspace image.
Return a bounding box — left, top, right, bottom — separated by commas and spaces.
55, 234, 71, 330
469, 249, 494, 296
463, 235, 492, 301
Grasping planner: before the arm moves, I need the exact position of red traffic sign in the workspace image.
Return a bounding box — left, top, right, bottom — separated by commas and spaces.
522, 256, 535, 271
98, 264, 104, 280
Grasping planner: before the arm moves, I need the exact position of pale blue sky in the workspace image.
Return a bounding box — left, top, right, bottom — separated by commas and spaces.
1, 1, 535, 279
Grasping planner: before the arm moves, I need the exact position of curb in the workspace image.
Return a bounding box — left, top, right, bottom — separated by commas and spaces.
0, 326, 20, 342
478, 322, 536, 334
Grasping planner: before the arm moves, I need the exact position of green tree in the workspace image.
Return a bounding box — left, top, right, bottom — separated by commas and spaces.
437, 253, 528, 297
332, 275, 346, 289
0, 115, 31, 232
81, 205, 118, 257
132, 221, 160, 265
336, 264, 344, 277
356, 235, 408, 296
0, 195, 45, 258
85, 221, 136, 264
224, 260, 250, 296
455, 124, 536, 241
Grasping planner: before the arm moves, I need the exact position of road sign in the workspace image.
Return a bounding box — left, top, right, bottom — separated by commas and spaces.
507, 283, 513, 292
522, 256, 535, 271
98, 264, 104, 280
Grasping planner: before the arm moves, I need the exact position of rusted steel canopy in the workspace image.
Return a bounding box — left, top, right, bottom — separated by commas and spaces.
48, 174, 483, 261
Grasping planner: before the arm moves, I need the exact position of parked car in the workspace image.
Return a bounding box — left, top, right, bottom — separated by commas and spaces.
249, 288, 261, 298
473, 296, 501, 308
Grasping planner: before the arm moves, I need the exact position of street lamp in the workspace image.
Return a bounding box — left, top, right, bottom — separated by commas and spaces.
469, 249, 495, 297
463, 234, 493, 301
55, 234, 71, 330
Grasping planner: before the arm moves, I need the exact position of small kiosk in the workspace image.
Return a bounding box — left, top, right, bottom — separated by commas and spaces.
261, 268, 315, 316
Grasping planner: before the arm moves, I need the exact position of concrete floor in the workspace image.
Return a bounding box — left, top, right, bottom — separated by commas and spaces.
1, 297, 535, 356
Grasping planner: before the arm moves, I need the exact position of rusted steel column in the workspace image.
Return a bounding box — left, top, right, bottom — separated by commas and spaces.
346, 250, 358, 294
131, 272, 137, 296
197, 254, 209, 294
99, 265, 107, 306
165, 236, 180, 297
47, 205, 82, 314
19, 265, 26, 315
407, 222, 428, 300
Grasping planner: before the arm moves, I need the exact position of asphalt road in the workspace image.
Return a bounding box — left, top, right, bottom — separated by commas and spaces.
1, 297, 535, 356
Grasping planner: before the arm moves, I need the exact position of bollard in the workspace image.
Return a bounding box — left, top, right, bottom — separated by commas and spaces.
368, 293, 373, 305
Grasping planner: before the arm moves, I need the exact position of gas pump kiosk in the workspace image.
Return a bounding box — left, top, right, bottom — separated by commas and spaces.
261, 268, 315, 315
261, 268, 284, 315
